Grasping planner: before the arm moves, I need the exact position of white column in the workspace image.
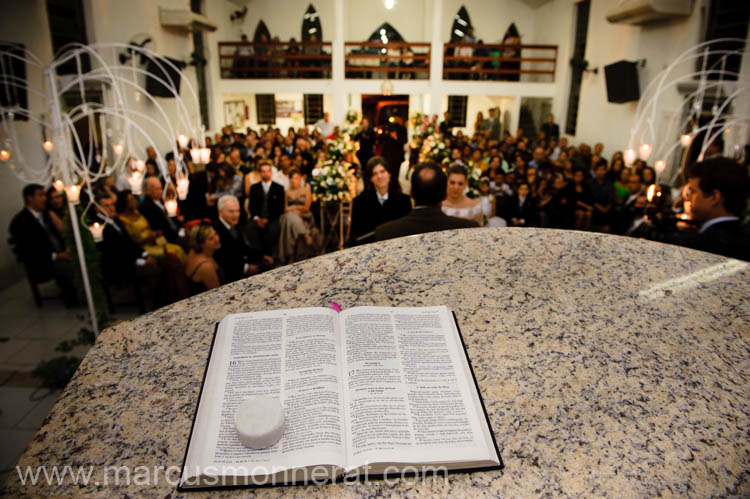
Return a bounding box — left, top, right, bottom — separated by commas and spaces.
331, 0, 347, 124
511, 96, 522, 134
428, 0, 443, 117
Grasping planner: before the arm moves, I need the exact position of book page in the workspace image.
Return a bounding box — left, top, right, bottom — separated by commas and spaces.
182, 308, 347, 486
340, 306, 497, 472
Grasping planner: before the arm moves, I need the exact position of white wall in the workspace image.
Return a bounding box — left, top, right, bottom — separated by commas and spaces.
571, 0, 704, 156
344, 0, 430, 41
0, 0, 56, 285
82, 0, 204, 156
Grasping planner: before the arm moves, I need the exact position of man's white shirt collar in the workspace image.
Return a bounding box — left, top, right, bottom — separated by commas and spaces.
699, 216, 739, 234
376, 191, 389, 205
219, 216, 233, 230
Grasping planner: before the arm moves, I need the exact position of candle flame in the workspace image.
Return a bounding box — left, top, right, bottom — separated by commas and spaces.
646, 184, 656, 203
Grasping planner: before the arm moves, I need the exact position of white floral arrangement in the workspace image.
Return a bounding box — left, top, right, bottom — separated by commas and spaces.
418, 134, 449, 164
310, 160, 354, 204
410, 112, 433, 138
345, 109, 359, 124
465, 161, 482, 199
327, 135, 356, 162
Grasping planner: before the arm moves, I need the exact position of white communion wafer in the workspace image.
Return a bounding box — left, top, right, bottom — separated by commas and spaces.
234, 396, 285, 450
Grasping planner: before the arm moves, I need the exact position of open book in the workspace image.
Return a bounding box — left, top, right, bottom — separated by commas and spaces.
179, 306, 502, 489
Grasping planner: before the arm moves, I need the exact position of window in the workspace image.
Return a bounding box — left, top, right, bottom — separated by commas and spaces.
0, 43, 28, 120
447, 95, 467, 127
564, 0, 590, 136
253, 20, 271, 42
700, 0, 749, 81
255, 94, 276, 125
302, 4, 322, 41
304, 94, 323, 125
450, 6, 472, 42
46, 0, 90, 74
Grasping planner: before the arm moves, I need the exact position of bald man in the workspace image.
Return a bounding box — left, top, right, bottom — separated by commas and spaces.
138, 176, 179, 243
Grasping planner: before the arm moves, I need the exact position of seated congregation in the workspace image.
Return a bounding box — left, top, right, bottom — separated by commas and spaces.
9, 109, 749, 311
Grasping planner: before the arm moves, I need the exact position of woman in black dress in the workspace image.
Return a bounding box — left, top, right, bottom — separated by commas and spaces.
349, 156, 412, 246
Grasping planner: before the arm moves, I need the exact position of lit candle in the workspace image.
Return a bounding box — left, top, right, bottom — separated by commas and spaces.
134, 159, 145, 173
199, 147, 211, 164
165, 199, 178, 217
177, 134, 189, 148
680, 134, 692, 147
176, 178, 189, 200
128, 172, 143, 195
638, 143, 651, 161
646, 184, 656, 203
0, 149, 10, 162
42, 139, 54, 152
654, 160, 666, 173
53, 179, 64, 193
89, 222, 104, 242
113, 143, 124, 155
624, 148, 636, 167
64, 184, 81, 204
190, 148, 201, 164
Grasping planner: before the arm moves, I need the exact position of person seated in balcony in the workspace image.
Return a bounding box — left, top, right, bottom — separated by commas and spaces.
304, 33, 323, 78
234, 34, 253, 78
256, 32, 271, 78
500, 24, 521, 82
286, 38, 301, 78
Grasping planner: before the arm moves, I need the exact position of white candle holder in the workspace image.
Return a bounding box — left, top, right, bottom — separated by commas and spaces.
89, 222, 104, 242
113, 143, 124, 155
53, 179, 64, 193
199, 147, 211, 164
624, 149, 636, 167
176, 178, 189, 200
190, 148, 201, 164
64, 184, 81, 204
42, 140, 54, 152
128, 172, 144, 195
177, 134, 189, 148
638, 143, 652, 161
165, 199, 178, 217
0, 149, 10, 162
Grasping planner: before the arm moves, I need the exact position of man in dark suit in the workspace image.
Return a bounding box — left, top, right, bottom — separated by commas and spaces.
502, 182, 538, 227
139, 177, 180, 243
349, 156, 412, 246
667, 157, 750, 261
184, 163, 219, 222
245, 160, 284, 266
9, 184, 75, 305
213, 194, 260, 282
90, 193, 163, 309
540, 114, 559, 142
375, 162, 479, 241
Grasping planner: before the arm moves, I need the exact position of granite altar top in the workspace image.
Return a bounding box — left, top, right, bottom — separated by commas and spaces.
4, 228, 749, 497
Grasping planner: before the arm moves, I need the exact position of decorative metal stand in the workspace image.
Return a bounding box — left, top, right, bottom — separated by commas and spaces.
319, 201, 351, 253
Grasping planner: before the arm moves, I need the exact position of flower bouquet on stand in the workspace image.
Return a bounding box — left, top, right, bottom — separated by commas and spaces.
310, 160, 354, 204
418, 134, 450, 165
465, 161, 482, 199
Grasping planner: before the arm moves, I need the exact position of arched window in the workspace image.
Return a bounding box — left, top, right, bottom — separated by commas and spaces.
450, 6, 472, 42
302, 4, 322, 41
368, 22, 405, 44
253, 20, 271, 42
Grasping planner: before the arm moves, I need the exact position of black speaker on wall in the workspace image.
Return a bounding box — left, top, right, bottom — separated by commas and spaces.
604, 60, 640, 103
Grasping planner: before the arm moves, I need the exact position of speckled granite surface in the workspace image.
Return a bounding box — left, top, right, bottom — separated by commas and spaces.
3, 228, 749, 497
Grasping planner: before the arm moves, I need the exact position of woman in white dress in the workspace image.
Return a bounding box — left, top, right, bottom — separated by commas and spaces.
478, 178, 507, 227
441, 163, 483, 225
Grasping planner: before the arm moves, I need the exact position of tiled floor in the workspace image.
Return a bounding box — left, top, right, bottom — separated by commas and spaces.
0, 278, 139, 487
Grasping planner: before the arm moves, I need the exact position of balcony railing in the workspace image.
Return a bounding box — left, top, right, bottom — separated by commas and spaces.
344, 42, 430, 79
217, 41, 558, 82
443, 43, 557, 81
218, 41, 332, 79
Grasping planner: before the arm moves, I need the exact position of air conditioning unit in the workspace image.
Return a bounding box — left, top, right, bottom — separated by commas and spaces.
606, 0, 693, 25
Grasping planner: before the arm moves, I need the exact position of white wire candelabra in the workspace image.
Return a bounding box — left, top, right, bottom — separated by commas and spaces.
625, 38, 750, 185
0, 42, 211, 333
